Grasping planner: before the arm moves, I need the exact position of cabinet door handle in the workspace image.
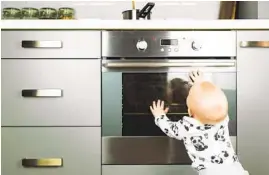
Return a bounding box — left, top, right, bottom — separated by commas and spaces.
22, 158, 63, 168
240, 41, 269, 48
22, 89, 63, 97
21, 40, 63, 48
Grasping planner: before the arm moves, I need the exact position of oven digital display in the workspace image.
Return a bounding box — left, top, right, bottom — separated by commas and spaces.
160, 39, 178, 46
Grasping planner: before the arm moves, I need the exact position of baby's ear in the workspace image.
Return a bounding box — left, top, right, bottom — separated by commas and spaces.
188, 108, 192, 116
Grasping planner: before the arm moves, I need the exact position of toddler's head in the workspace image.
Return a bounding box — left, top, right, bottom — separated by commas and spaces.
186, 81, 228, 125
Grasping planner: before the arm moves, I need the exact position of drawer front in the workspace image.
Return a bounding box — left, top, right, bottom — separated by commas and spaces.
1, 31, 101, 58
2, 59, 101, 126
1, 127, 101, 175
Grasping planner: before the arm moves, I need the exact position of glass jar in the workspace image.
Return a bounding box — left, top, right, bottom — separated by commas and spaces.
21, 8, 39, 19
2, 8, 21, 19
58, 7, 75, 19
39, 7, 57, 19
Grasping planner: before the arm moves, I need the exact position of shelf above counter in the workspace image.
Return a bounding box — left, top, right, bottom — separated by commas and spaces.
1, 19, 269, 30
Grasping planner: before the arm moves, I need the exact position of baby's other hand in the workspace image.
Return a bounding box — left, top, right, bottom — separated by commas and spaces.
188, 70, 204, 84
150, 100, 169, 118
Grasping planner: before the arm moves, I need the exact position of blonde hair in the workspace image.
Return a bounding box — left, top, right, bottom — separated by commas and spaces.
186, 81, 228, 125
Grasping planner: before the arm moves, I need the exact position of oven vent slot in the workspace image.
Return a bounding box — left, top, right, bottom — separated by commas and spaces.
103, 57, 235, 60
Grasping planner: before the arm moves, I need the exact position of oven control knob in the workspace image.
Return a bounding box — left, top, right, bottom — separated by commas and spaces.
136, 40, 148, 51
191, 41, 202, 51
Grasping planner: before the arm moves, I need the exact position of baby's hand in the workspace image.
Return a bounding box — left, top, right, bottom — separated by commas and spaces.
150, 100, 169, 118
188, 70, 204, 84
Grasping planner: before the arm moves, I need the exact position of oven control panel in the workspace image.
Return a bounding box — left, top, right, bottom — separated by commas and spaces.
136, 38, 202, 52
102, 31, 236, 57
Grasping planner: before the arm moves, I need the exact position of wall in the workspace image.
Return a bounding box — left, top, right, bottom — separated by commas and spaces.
1, 1, 221, 20
238, 1, 269, 19
3, 1, 269, 20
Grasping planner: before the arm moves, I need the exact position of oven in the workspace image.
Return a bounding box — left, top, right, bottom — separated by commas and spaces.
101, 31, 237, 173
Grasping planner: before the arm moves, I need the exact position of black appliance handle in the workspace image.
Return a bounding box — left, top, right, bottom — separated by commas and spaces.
137, 2, 155, 19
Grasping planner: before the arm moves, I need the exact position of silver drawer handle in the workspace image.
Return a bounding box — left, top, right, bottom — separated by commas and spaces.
22, 89, 63, 97
21, 40, 63, 48
240, 41, 269, 48
22, 158, 63, 168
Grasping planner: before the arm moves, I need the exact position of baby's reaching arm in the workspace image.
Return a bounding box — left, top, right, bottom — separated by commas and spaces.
154, 114, 183, 139
150, 100, 184, 139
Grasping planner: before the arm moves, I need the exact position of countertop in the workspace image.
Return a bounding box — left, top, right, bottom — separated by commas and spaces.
1, 19, 269, 30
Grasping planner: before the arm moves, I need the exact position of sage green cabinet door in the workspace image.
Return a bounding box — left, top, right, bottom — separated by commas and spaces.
2, 31, 101, 58
2, 59, 101, 126
1, 127, 101, 175
237, 30, 269, 175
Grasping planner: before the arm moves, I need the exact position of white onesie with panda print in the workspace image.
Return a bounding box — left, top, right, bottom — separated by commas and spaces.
155, 115, 249, 175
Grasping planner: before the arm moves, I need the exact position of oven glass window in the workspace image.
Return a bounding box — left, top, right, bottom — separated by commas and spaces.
102, 72, 236, 165
102, 72, 236, 137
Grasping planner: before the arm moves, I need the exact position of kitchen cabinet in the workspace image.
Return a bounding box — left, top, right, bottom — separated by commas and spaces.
237, 31, 269, 175
2, 59, 101, 126
1, 127, 101, 175
1, 31, 101, 58
1, 30, 102, 175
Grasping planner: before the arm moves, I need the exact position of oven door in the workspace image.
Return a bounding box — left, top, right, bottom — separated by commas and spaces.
102, 59, 237, 166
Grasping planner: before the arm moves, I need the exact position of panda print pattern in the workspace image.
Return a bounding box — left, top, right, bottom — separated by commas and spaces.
232, 155, 239, 162
154, 115, 244, 173
190, 136, 208, 151
183, 120, 194, 131
214, 125, 226, 141
164, 128, 169, 134
198, 156, 205, 162
183, 137, 188, 145
195, 164, 206, 171
204, 133, 209, 139
170, 123, 179, 136
211, 151, 229, 164
196, 124, 214, 131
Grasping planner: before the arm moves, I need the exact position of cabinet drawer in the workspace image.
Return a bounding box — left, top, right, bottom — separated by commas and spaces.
1, 31, 101, 58
1, 127, 101, 175
2, 59, 101, 126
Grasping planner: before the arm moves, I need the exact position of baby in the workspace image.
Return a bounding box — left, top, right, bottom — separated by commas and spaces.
150, 71, 249, 175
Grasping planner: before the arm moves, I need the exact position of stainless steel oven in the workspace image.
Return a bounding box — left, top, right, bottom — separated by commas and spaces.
101, 31, 237, 174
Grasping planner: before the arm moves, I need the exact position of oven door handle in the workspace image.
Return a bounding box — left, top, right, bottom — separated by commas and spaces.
102, 62, 236, 68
